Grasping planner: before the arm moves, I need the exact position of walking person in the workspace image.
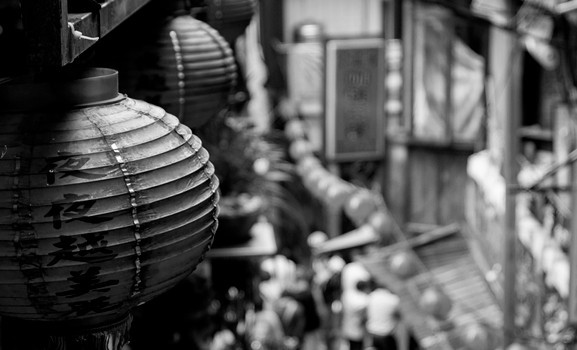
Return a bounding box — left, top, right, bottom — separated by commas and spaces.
340, 262, 371, 350
366, 282, 401, 350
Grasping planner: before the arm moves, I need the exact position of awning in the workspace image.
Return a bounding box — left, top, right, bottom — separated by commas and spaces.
206, 220, 277, 259
310, 224, 380, 255
357, 225, 503, 350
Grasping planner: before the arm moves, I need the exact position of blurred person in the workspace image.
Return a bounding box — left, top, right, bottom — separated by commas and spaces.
340, 262, 371, 350
246, 295, 286, 350
273, 295, 306, 349
319, 255, 346, 350
321, 255, 346, 310
366, 282, 401, 350
282, 265, 324, 350
210, 329, 237, 350
259, 255, 297, 308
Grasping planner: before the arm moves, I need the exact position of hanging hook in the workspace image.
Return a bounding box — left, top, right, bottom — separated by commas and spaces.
68, 22, 99, 42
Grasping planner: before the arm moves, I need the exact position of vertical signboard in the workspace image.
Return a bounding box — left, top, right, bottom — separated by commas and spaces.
325, 38, 385, 161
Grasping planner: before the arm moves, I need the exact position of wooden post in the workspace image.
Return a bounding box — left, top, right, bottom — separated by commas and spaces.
20, 0, 69, 68
443, 17, 454, 143
326, 162, 342, 238
503, 38, 522, 350
568, 105, 577, 347
402, 0, 415, 135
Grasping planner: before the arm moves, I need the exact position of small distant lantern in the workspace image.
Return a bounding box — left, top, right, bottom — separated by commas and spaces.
0, 68, 219, 349
461, 323, 491, 350
389, 250, 418, 279
344, 190, 378, 225
289, 139, 314, 161
419, 287, 452, 320
368, 211, 394, 238
325, 181, 354, 209
119, 15, 237, 129
385, 39, 403, 128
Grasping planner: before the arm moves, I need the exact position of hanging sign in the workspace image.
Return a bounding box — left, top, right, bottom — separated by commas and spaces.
324, 38, 385, 161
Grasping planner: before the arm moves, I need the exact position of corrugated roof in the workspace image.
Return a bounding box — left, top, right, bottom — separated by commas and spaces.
358, 225, 503, 350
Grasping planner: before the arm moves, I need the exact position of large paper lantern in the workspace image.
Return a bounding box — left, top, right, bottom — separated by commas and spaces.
206, 0, 257, 46
119, 15, 237, 129
0, 68, 219, 348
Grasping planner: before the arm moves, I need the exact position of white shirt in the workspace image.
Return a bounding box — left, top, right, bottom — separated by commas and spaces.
366, 288, 400, 336
341, 289, 369, 341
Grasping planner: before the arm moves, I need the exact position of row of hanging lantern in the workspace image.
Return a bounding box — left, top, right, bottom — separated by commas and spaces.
284, 112, 395, 243
0, 1, 257, 348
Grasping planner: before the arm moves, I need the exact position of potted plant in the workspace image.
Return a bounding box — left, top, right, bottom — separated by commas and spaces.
196, 111, 306, 248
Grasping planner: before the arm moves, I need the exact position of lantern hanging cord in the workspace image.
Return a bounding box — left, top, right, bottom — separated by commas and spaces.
68, 22, 99, 42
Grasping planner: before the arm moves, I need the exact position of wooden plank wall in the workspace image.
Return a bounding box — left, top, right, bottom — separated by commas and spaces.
407, 147, 471, 226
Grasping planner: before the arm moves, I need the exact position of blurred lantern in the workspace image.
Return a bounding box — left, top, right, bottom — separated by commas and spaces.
284, 119, 306, 141
314, 173, 339, 199
368, 211, 394, 238
303, 167, 327, 194
206, 0, 257, 46
289, 139, 313, 161
296, 155, 321, 177
118, 15, 237, 129
0, 68, 219, 349
419, 287, 452, 320
385, 39, 403, 128
344, 189, 378, 225
325, 181, 354, 209
307, 231, 328, 248
461, 323, 490, 350
389, 250, 417, 279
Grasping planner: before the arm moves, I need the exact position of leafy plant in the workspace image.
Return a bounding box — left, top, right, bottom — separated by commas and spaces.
195, 111, 311, 258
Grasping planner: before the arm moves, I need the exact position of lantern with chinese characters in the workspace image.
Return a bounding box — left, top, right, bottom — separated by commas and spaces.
206, 0, 257, 46
0, 68, 219, 349
117, 15, 237, 129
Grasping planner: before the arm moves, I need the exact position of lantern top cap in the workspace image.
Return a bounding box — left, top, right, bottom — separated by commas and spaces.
0, 67, 124, 112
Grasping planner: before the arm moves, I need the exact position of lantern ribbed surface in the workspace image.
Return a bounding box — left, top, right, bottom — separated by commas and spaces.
119, 15, 237, 129
0, 68, 219, 327
206, 0, 257, 45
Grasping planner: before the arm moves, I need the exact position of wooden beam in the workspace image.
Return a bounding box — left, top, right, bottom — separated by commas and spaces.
373, 223, 460, 257
21, 0, 153, 68
20, 0, 69, 68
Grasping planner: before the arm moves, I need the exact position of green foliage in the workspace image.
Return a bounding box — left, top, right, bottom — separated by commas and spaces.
195, 111, 311, 259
